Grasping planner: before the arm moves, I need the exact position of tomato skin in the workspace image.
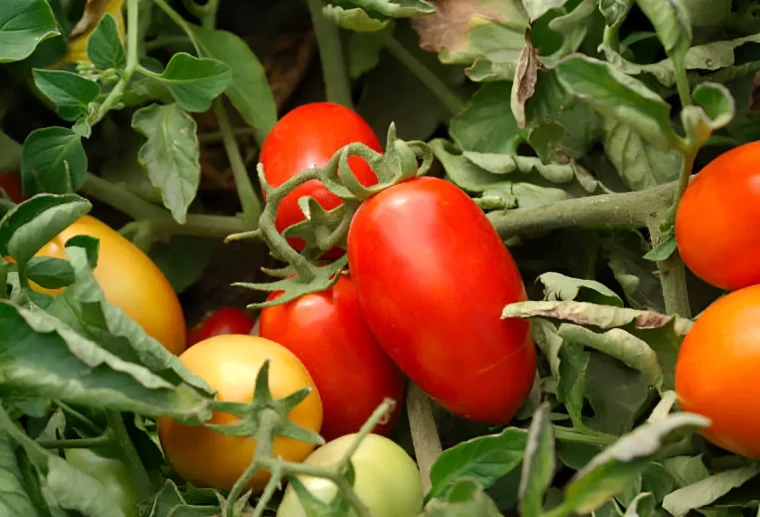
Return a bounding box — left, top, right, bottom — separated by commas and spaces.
675, 141, 760, 291
157, 334, 323, 491
675, 285, 760, 457
259, 274, 405, 440
188, 307, 255, 346
33, 216, 186, 355
346, 177, 536, 423
65, 448, 140, 517
276, 433, 424, 517
0, 170, 26, 204
259, 102, 381, 257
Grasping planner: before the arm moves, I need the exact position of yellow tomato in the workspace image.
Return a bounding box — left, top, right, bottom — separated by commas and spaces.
34, 215, 186, 354
157, 335, 323, 491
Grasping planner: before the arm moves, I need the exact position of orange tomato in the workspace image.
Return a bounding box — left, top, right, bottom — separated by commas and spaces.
675, 284, 760, 457
157, 335, 323, 491
675, 140, 760, 291
34, 215, 186, 354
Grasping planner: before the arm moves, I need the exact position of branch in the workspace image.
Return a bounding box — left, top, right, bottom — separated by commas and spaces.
406, 384, 442, 494
306, 0, 354, 109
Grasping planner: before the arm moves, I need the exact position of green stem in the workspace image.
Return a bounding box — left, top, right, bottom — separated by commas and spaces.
90, 0, 140, 125
105, 411, 152, 499
672, 145, 698, 213
80, 174, 247, 238
375, 31, 466, 115
648, 218, 691, 318
37, 434, 112, 449
251, 465, 282, 517
225, 409, 280, 517
145, 35, 192, 51
306, 0, 354, 109
487, 181, 679, 239
674, 55, 692, 108
213, 100, 264, 226
406, 384, 441, 494
553, 425, 617, 446
543, 502, 573, 517
153, 0, 197, 43
56, 401, 103, 435
201, 0, 221, 29
199, 127, 260, 144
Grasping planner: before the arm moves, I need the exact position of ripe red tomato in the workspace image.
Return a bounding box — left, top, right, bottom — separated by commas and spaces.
259, 274, 405, 440
188, 307, 255, 346
675, 141, 760, 291
675, 285, 760, 457
0, 170, 25, 204
346, 177, 536, 423
258, 102, 381, 257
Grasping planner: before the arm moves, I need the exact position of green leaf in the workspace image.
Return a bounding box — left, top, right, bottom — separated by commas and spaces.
21, 127, 88, 195
635, 0, 692, 64
0, 194, 90, 265
564, 413, 710, 514
86, 13, 126, 69
323, 5, 389, 32
681, 83, 737, 147
0, 429, 38, 516
523, 0, 568, 21
347, 31, 384, 79
599, 0, 633, 28
145, 53, 231, 112
623, 493, 655, 517
427, 427, 527, 501
424, 478, 503, 516
25, 257, 75, 289
187, 25, 276, 136
555, 55, 679, 151
450, 83, 521, 153
519, 403, 555, 517
347, 0, 436, 17
643, 233, 677, 261
131, 103, 201, 224
32, 70, 100, 122
537, 272, 624, 307
603, 118, 682, 191
662, 466, 760, 517
0, 0, 60, 63
662, 455, 710, 488
149, 235, 213, 294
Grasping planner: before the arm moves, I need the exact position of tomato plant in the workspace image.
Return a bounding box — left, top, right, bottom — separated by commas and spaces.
187, 306, 255, 346
34, 215, 186, 355
675, 141, 760, 291
347, 177, 536, 424
675, 284, 760, 457
157, 334, 323, 491
276, 433, 424, 517
259, 274, 405, 440
259, 102, 381, 256
65, 448, 141, 517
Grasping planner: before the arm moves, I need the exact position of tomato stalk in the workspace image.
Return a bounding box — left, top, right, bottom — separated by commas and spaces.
552, 426, 617, 446
374, 29, 467, 115
306, 0, 354, 109
105, 410, 153, 500
37, 434, 112, 449
406, 384, 441, 494
56, 401, 103, 436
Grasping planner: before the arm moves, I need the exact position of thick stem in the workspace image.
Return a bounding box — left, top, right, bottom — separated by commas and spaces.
251, 465, 283, 517
37, 434, 112, 449
213, 100, 264, 226
80, 174, 247, 238
406, 384, 442, 494
487, 181, 678, 239
375, 31, 466, 115
306, 0, 354, 109
673, 55, 692, 109
672, 146, 698, 214
225, 409, 280, 517
90, 0, 140, 124
105, 411, 152, 499
648, 219, 691, 318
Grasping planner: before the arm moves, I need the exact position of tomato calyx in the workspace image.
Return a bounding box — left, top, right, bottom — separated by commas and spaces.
230, 124, 433, 308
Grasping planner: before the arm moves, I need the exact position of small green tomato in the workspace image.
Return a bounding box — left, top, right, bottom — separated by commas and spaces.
276, 433, 424, 517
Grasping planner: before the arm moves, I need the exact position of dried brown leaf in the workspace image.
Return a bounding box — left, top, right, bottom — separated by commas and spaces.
511, 29, 543, 128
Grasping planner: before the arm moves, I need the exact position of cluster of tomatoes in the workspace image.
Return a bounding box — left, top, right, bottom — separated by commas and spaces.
675, 140, 760, 458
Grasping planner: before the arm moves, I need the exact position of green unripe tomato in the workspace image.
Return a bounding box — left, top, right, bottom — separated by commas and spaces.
276, 434, 424, 517
65, 449, 141, 517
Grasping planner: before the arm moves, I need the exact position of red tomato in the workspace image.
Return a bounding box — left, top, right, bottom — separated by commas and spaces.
675, 285, 760, 457
259, 102, 382, 257
675, 141, 760, 290
0, 170, 25, 204
346, 177, 536, 423
188, 307, 255, 346
259, 274, 404, 440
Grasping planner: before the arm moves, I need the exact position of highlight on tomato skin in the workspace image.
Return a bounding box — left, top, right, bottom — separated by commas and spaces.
675, 284, 760, 458
259, 273, 406, 440
258, 102, 382, 258
346, 176, 537, 424
675, 140, 760, 291
187, 306, 255, 347
157, 334, 323, 492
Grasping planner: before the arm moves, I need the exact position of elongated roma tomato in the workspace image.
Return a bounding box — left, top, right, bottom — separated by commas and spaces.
34, 215, 186, 354
347, 177, 536, 423
260, 274, 405, 440
188, 306, 255, 346
157, 335, 323, 491
675, 140, 760, 290
675, 285, 760, 457
259, 102, 381, 256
